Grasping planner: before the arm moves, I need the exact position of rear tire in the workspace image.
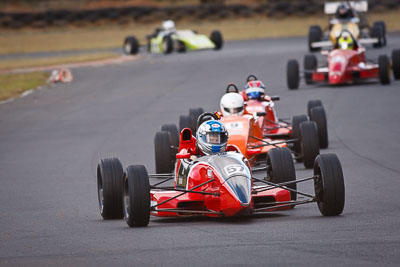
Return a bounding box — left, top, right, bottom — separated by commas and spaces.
266, 147, 297, 201
154, 131, 174, 174
300, 121, 320, 169
308, 25, 322, 52
371, 24, 384, 48
378, 55, 391, 85
392, 49, 400, 80
287, 59, 299, 90
162, 35, 173, 54
314, 154, 345, 216
189, 108, 204, 132
123, 165, 150, 227
304, 54, 317, 85
373, 21, 386, 46
179, 114, 193, 133
161, 124, 179, 148
210, 30, 223, 50
123, 36, 139, 55
97, 158, 124, 219
310, 106, 328, 149
307, 99, 323, 118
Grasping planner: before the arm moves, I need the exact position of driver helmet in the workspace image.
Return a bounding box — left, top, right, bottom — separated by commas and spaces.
336, 4, 352, 19
220, 93, 244, 117
196, 120, 228, 155
244, 80, 266, 100
162, 20, 175, 32
338, 31, 354, 50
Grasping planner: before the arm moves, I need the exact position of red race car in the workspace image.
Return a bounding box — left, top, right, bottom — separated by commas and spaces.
97, 113, 345, 227
287, 31, 400, 89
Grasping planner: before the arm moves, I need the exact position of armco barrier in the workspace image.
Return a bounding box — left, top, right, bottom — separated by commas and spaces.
0, 0, 399, 29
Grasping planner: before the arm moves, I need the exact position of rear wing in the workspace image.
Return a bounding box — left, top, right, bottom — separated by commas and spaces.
324, 1, 368, 14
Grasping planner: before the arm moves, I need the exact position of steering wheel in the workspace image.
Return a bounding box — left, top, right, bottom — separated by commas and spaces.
226, 83, 239, 94
246, 74, 258, 82
196, 112, 219, 129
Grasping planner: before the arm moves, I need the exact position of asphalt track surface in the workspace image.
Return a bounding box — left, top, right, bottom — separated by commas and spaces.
1, 34, 400, 266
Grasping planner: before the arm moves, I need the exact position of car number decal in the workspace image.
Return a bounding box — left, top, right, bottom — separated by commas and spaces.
224, 164, 246, 176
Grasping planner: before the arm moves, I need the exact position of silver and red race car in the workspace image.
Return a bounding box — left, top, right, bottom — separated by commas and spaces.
97, 113, 345, 227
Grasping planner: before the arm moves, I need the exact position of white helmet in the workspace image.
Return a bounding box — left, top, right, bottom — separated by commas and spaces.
220, 93, 244, 117
162, 20, 175, 32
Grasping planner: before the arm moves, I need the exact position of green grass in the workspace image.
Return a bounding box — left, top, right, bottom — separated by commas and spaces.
0, 72, 48, 101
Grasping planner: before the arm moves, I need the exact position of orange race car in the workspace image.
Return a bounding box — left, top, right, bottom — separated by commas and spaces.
176, 95, 319, 169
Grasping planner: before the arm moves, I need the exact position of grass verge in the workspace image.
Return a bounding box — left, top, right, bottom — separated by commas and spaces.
0, 72, 48, 102
0, 52, 120, 71
1, 10, 399, 55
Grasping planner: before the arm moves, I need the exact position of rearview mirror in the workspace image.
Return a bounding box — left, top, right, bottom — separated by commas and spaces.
270, 95, 280, 101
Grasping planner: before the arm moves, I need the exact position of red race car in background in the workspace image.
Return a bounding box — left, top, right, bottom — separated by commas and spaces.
96, 112, 345, 227
287, 31, 400, 89
228, 80, 328, 149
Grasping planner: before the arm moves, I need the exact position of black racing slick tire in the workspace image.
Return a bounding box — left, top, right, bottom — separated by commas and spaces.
154, 131, 174, 174
300, 121, 320, 169
371, 24, 384, 48
291, 114, 309, 155
123, 36, 139, 55
123, 165, 150, 227
162, 35, 173, 54
307, 99, 323, 118
287, 59, 299, 90
189, 108, 204, 132
161, 124, 179, 148
210, 30, 223, 50
179, 114, 193, 133
266, 147, 297, 201
304, 54, 317, 85
378, 55, 391, 85
392, 49, 400, 80
310, 106, 328, 149
373, 21, 386, 46
314, 154, 345, 216
97, 158, 124, 219
308, 25, 322, 52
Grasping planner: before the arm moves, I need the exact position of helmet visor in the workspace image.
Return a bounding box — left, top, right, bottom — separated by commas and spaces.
223, 106, 243, 114
247, 91, 263, 99
201, 132, 228, 145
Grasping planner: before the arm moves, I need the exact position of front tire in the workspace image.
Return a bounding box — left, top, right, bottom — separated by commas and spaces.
97, 158, 124, 219
123, 165, 150, 227
314, 154, 345, 216
310, 106, 328, 149
300, 121, 320, 169
392, 49, 400, 80
266, 147, 297, 201
291, 114, 309, 156
287, 59, 300, 90
378, 55, 391, 85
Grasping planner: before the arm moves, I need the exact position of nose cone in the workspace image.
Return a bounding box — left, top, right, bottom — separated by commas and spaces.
220, 175, 252, 216
224, 175, 252, 204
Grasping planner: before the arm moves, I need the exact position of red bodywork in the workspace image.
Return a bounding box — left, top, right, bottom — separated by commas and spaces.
312, 48, 379, 85
150, 129, 290, 218
237, 91, 292, 139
